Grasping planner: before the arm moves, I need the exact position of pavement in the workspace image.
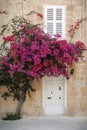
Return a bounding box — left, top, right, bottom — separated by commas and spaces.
0, 116, 87, 130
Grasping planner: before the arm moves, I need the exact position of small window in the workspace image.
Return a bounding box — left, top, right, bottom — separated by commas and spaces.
44, 6, 65, 37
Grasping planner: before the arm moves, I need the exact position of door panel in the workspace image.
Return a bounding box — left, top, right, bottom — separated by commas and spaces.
43, 76, 65, 114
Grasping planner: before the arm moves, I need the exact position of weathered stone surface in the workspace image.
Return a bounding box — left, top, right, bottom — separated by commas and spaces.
0, 0, 87, 118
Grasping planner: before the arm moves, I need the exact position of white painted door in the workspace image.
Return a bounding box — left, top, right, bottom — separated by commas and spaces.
43, 76, 65, 115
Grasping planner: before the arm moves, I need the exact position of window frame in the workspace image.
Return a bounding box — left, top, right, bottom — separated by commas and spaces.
44, 5, 66, 38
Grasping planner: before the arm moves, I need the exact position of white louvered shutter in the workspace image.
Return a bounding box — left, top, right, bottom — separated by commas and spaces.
44, 6, 65, 37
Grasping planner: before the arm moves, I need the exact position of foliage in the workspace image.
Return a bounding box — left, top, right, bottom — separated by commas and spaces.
2, 113, 21, 121
68, 18, 87, 42
0, 11, 86, 119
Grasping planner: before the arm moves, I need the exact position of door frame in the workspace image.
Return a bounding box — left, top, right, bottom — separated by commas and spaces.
42, 76, 67, 115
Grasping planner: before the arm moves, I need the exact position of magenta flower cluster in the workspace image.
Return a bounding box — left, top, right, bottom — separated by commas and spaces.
0, 21, 86, 80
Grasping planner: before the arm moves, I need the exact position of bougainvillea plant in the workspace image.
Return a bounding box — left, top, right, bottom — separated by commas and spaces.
0, 11, 86, 120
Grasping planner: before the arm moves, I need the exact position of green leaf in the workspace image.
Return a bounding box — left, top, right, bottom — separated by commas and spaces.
0, 27, 6, 35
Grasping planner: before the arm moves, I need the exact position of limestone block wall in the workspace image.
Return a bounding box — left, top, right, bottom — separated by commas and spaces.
0, 0, 87, 117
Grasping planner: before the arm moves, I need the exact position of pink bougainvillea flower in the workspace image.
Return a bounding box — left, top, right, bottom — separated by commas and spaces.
53, 34, 62, 38
75, 41, 87, 50
3, 36, 15, 42
9, 64, 17, 70
37, 13, 43, 18
51, 65, 58, 74
8, 70, 14, 76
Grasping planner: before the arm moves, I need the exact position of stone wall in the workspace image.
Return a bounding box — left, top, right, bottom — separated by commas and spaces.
0, 0, 87, 117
